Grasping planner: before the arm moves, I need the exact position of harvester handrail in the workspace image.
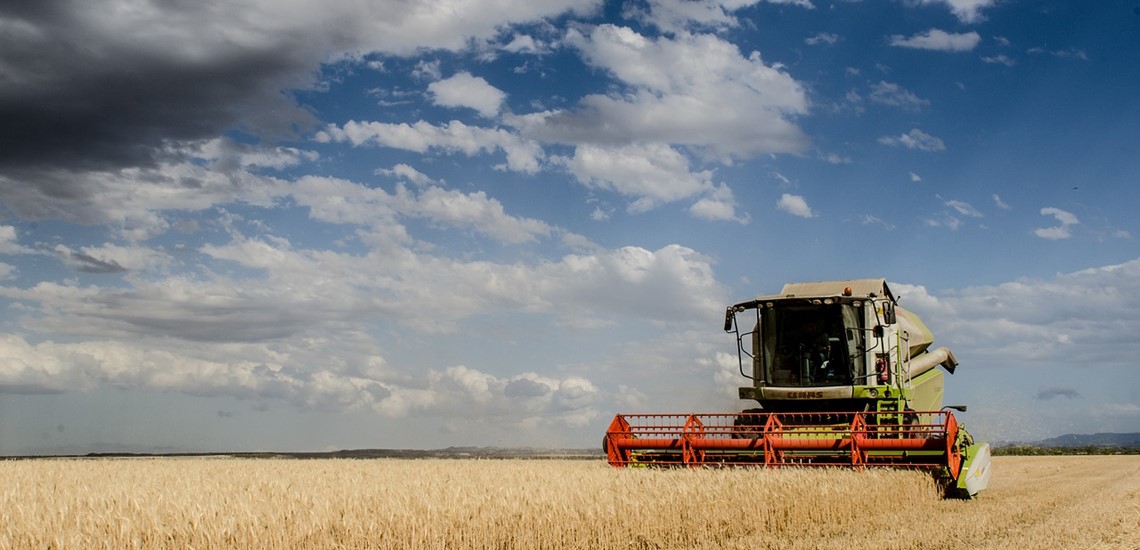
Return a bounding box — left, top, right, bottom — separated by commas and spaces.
898, 329, 911, 387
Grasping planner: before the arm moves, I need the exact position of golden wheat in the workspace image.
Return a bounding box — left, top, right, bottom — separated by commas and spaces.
1, 456, 1137, 549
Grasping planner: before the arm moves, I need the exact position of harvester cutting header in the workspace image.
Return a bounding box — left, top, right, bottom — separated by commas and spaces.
604, 279, 992, 498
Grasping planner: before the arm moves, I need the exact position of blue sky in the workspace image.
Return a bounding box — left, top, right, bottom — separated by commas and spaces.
0, 0, 1138, 454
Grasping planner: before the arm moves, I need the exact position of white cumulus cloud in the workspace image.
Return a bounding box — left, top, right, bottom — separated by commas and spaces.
690, 184, 748, 224
428, 72, 507, 118
912, 0, 997, 23
945, 199, 982, 218
777, 193, 815, 218
893, 258, 1140, 369
982, 54, 1016, 66
1035, 207, 1079, 240
805, 32, 839, 46
289, 176, 554, 245
511, 25, 810, 159
629, 0, 814, 34
556, 143, 714, 213
0, 226, 34, 255
317, 120, 544, 174
868, 81, 929, 111
879, 129, 946, 152
889, 29, 981, 52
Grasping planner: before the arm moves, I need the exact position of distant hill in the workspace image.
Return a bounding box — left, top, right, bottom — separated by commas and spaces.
992, 432, 1140, 455
1031, 433, 1140, 448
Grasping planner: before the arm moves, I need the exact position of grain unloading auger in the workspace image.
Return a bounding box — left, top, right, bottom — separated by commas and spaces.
604, 279, 992, 498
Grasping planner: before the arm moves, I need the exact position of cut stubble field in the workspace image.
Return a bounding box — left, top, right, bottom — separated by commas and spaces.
2, 455, 1137, 549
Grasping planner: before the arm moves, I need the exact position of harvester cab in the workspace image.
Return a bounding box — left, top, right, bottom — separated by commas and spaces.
604, 279, 992, 499
728, 279, 953, 419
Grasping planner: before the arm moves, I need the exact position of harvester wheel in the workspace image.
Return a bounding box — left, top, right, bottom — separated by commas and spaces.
902, 409, 926, 439
942, 480, 973, 500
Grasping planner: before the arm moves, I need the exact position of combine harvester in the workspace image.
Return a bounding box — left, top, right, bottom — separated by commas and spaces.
604, 279, 992, 498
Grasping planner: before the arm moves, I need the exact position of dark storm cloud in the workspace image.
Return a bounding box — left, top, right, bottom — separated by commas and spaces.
66, 252, 127, 274
105, 307, 321, 343
0, 0, 600, 223
504, 378, 552, 398
10, 280, 361, 343
0, 52, 315, 171
0, 1, 319, 175
0, 383, 70, 395
1036, 387, 1081, 400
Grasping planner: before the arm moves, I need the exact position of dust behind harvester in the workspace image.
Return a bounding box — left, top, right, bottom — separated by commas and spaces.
603, 279, 992, 498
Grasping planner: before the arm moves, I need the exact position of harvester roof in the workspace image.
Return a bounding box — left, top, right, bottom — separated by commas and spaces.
768, 278, 895, 302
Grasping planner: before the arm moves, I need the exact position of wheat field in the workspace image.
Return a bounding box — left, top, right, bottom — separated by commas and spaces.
1, 455, 1137, 549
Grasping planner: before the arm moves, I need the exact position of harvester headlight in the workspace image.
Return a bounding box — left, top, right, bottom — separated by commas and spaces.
823, 298, 834, 304
868, 389, 878, 398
